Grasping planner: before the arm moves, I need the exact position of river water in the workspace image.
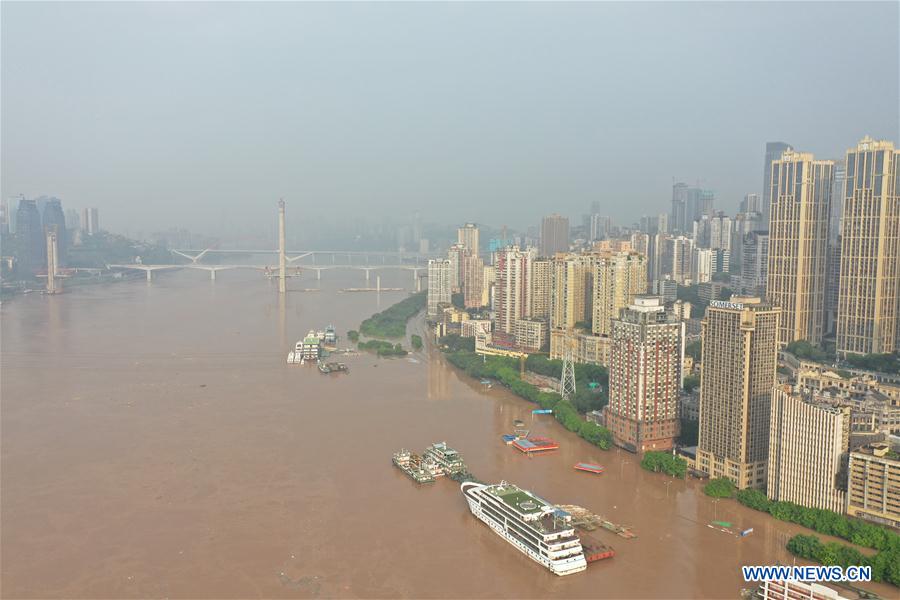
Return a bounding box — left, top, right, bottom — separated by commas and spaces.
1, 269, 892, 599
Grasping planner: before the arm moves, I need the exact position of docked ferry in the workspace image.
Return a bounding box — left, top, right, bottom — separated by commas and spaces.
461, 481, 587, 576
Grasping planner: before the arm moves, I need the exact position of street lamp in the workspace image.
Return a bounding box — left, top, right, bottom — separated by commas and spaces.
712, 498, 720, 520
664, 480, 673, 498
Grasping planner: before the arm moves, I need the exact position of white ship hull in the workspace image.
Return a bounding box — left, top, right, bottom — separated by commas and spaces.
462, 482, 587, 576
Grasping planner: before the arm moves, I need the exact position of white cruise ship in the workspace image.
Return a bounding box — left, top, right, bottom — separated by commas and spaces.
461, 481, 587, 576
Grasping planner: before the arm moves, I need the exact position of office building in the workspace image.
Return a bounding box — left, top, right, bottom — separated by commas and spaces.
592, 251, 647, 337
457, 223, 479, 254
767, 388, 849, 513
837, 137, 900, 356
696, 297, 780, 489
606, 297, 684, 452
847, 443, 900, 529
763, 141, 793, 223
427, 259, 452, 317
740, 193, 761, 214
766, 150, 833, 346
495, 246, 535, 335
82, 207, 100, 235
14, 199, 44, 274
540, 214, 570, 257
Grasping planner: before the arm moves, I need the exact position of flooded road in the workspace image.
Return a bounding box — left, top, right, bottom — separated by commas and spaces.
1, 269, 892, 598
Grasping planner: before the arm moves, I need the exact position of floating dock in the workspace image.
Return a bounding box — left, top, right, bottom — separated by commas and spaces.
578, 534, 615, 563
392, 449, 436, 484
318, 362, 349, 374
574, 463, 605, 474
556, 504, 637, 539
511, 436, 559, 453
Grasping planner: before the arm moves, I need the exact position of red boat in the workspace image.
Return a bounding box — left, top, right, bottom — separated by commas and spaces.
574, 462, 604, 474
580, 535, 615, 563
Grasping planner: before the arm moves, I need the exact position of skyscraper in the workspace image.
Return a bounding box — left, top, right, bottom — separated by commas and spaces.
457, 223, 479, 255
495, 246, 535, 334
696, 297, 780, 489
446, 244, 466, 292
766, 149, 833, 346
739, 231, 769, 297
427, 259, 452, 317
767, 387, 849, 513
540, 214, 569, 257
740, 193, 761, 214
661, 236, 694, 284
836, 137, 900, 356
592, 251, 647, 337
671, 182, 689, 233
589, 214, 612, 241
14, 199, 44, 274
41, 198, 68, 266
763, 141, 793, 223
82, 207, 100, 235
606, 297, 684, 452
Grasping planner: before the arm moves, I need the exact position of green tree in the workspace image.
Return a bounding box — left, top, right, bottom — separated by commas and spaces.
411, 334, 423, 350
347, 330, 359, 342
683, 375, 700, 393
703, 477, 736, 498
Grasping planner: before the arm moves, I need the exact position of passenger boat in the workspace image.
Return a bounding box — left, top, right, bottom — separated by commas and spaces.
423, 442, 467, 476
461, 481, 587, 576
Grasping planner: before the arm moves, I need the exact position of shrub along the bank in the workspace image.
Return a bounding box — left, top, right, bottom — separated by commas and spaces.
737, 489, 900, 587
639, 451, 688, 478
359, 292, 426, 338
411, 334, 423, 350
444, 348, 612, 450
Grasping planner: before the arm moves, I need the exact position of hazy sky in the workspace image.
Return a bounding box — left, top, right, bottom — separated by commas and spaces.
2, 1, 898, 237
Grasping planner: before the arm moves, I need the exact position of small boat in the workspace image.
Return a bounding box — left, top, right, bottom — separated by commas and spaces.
501, 434, 517, 445
574, 463, 604, 474
513, 419, 526, 428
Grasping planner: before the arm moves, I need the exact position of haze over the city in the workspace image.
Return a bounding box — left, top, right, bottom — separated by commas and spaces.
2, 1, 898, 236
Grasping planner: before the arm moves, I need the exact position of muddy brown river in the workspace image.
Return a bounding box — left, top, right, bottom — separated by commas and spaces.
1, 269, 892, 598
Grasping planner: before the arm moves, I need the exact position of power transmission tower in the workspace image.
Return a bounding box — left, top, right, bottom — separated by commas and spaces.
559, 333, 577, 402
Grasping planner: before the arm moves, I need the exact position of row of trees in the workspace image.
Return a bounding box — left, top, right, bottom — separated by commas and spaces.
442, 347, 613, 450
736, 489, 899, 551
358, 340, 408, 357
359, 292, 426, 338
639, 451, 688, 478
787, 534, 900, 587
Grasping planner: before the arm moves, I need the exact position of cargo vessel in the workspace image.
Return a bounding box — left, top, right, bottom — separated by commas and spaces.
461, 481, 587, 576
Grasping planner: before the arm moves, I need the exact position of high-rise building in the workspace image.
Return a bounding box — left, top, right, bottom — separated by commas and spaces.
656, 212, 669, 235
529, 258, 553, 319
767, 388, 849, 513
41, 198, 68, 266
14, 199, 44, 274
671, 182, 689, 234
696, 297, 780, 489
847, 443, 900, 529
457, 223, 479, 254
447, 244, 466, 292
763, 141, 793, 223
82, 207, 100, 235
463, 253, 485, 309
540, 214, 570, 257
551, 253, 593, 330
766, 150, 833, 346
661, 236, 694, 284
739, 231, 769, 297
836, 137, 900, 356
589, 214, 612, 241
427, 259, 452, 317
495, 246, 535, 335
691, 247, 729, 283
825, 159, 847, 336
606, 297, 684, 452
740, 193, 761, 214
592, 251, 647, 337
693, 212, 732, 251
64, 208, 81, 232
